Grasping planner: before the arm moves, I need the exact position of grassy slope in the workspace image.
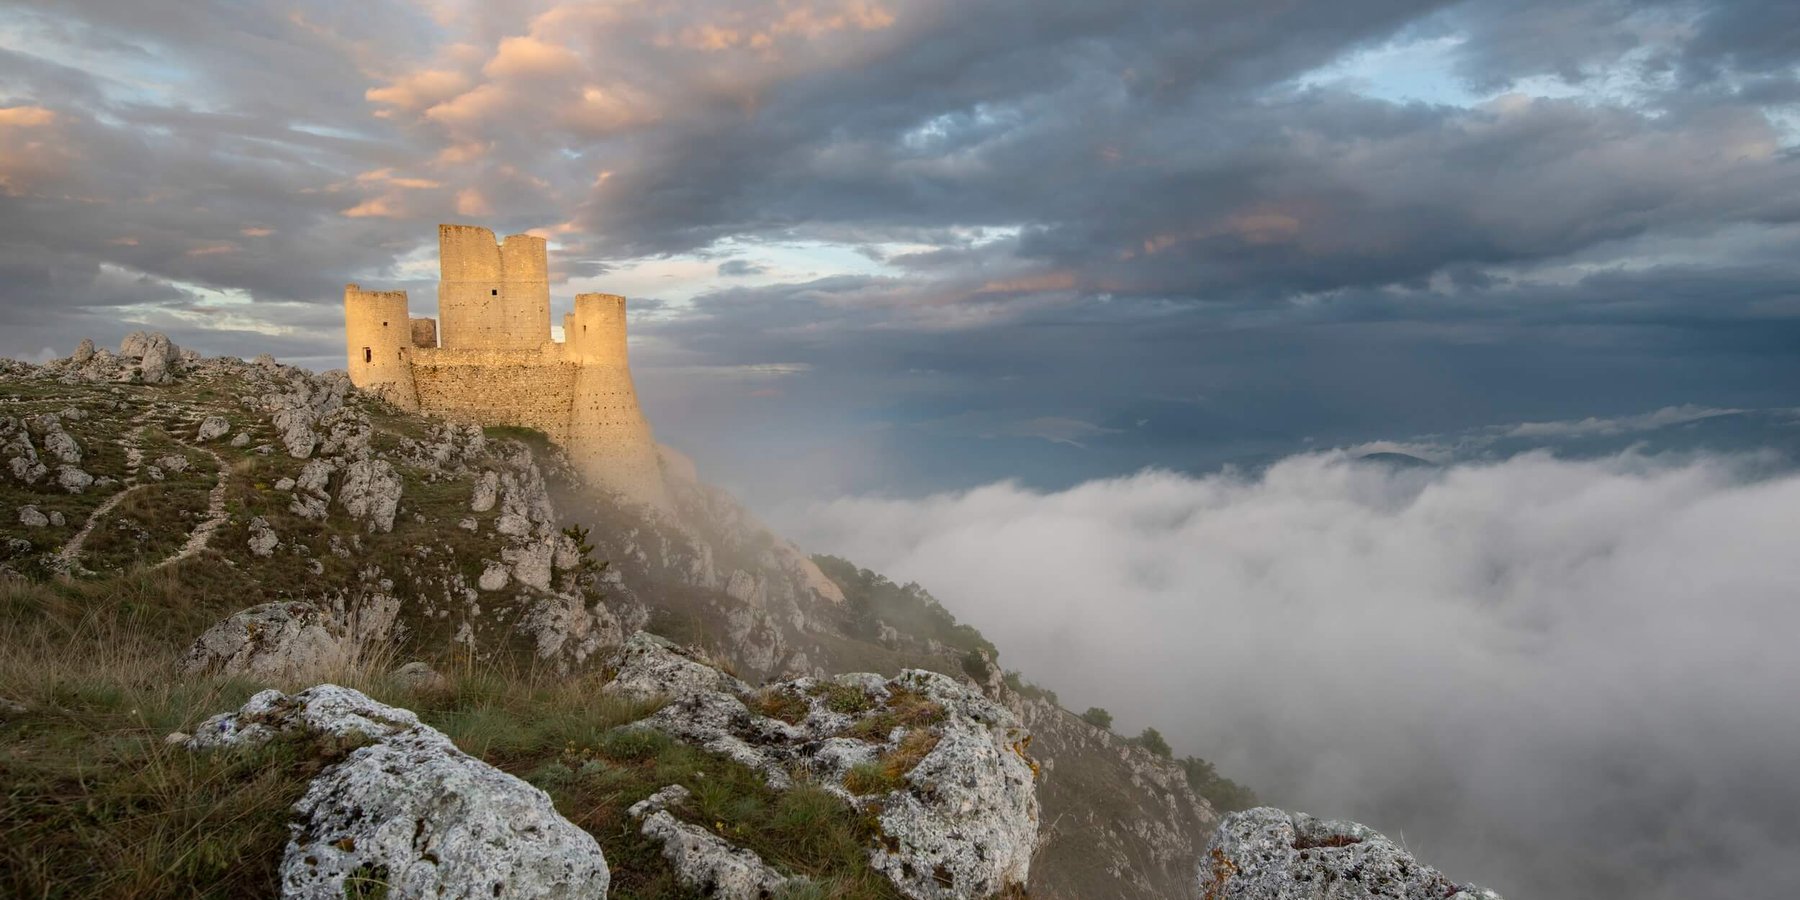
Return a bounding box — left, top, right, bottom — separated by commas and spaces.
0, 572, 903, 899
0, 367, 902, 899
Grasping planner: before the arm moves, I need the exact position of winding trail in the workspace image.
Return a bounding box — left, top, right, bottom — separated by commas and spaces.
55, 409, 236, 575
53, 422, 146, 576
151, 444, 230, 570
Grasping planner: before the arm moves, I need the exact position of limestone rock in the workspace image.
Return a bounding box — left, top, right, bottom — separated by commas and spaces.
180, 601, 348, 681
390, 661, 447, 692
274, 477, 296, 492
247, 516, 280, 557
71, 338, 95, 364
336, 459, 401, 533
864, 670, 1039, 900
230, 432, 251, 448
120, 331, 181, 384
17, 505, 48, 527
56, 465, 93, 493
48, 510, 64, 526
40, 424, 81, 465
629, 784, 809, 899
196, 416, 231, 441
603, 631, 748, 703
470, 470, 498, 512
1199, 808, 1504, 900
155, 454, 190, 474
517, 592, 623, 669
606, 633, 1039, 899
478, 562, 510, 592
187, 685, 610, 899
503, 538, 555, 591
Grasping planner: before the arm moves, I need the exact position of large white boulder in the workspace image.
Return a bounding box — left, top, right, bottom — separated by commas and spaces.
179, 601, 347, 681
188, 685, 610, 899
337, 458, 402, 533
1199, 807, 1504, 900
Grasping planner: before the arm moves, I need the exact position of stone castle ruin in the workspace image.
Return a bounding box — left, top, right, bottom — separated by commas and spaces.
345, 224, 666, 508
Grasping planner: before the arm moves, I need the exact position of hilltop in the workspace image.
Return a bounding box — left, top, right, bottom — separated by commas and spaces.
0, 334, 1252, 899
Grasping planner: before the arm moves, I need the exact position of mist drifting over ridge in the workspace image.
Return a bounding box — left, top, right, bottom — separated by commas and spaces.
777, 449, 1800, 900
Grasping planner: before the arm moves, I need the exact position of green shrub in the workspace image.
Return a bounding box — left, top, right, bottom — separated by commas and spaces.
1080, 707, 1113, 731
1178, 756, 1260, 813
1134, 727, 1172, 758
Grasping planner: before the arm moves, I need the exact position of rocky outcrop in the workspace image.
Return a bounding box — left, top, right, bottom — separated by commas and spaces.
1199, 808, 1503, 900
188, 685, 611, 899
179, 597, 402, 682
119, 331, 181, 385
247, 516, 280, 557
179, 601, 350, 681
628, 784, 809, 899
196, 415, 231, 442
603, 632, 1039, 899
337, 458, 402, 533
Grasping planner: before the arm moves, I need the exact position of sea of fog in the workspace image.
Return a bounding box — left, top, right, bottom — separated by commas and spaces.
776, 449, 1800, 900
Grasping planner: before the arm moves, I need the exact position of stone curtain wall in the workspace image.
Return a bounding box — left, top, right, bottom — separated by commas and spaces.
411, 348, 575, 443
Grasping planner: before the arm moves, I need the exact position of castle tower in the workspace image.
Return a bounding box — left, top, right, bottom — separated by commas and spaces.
436, 224, 551, 350
566, 292, 668, 509
344, 284, 419, 410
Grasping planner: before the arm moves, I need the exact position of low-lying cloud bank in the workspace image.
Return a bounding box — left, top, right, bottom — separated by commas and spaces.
777, 451, 1800, 899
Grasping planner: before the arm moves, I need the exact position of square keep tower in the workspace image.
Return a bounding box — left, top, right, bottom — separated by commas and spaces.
436, 224, 551, 350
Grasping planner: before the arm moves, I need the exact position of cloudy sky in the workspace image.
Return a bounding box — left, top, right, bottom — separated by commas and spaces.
3, 0, 1798, 502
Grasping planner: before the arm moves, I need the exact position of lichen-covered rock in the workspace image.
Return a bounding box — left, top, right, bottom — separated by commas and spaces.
196, 415, 231, 441
289, 458, 333, 520
604, 631, 749, 702
17, 505, 48, 527
606, 632, 1039, 899
179, 601, 348, 681
865, 670, 1039, 900
471, 470, 498, 512
478, 561, 510, 591
337, 458, 401, 533
56, 465, 93, 493
517, 592, 623, 671
120, 331, 181, 384
390, 661, 447, 692
39, 423, 81, 465
154, 454, 189, 474
187, 685, 610, 899
247, 516, 280, 557
1199, 808, 1504, 900
628, 784, 809, 900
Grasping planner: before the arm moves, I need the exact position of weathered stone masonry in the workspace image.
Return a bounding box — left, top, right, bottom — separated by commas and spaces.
345, 224, 667, 509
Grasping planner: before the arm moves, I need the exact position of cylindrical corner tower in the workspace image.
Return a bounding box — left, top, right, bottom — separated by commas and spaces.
437, 224, 551, 350
344, 284, 419, 410
568, 292, 667, 509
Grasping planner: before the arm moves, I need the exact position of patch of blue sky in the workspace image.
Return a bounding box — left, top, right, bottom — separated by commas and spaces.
0, 12, 195, 111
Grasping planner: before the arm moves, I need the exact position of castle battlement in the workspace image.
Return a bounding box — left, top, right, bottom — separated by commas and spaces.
343, 225, 667, 509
